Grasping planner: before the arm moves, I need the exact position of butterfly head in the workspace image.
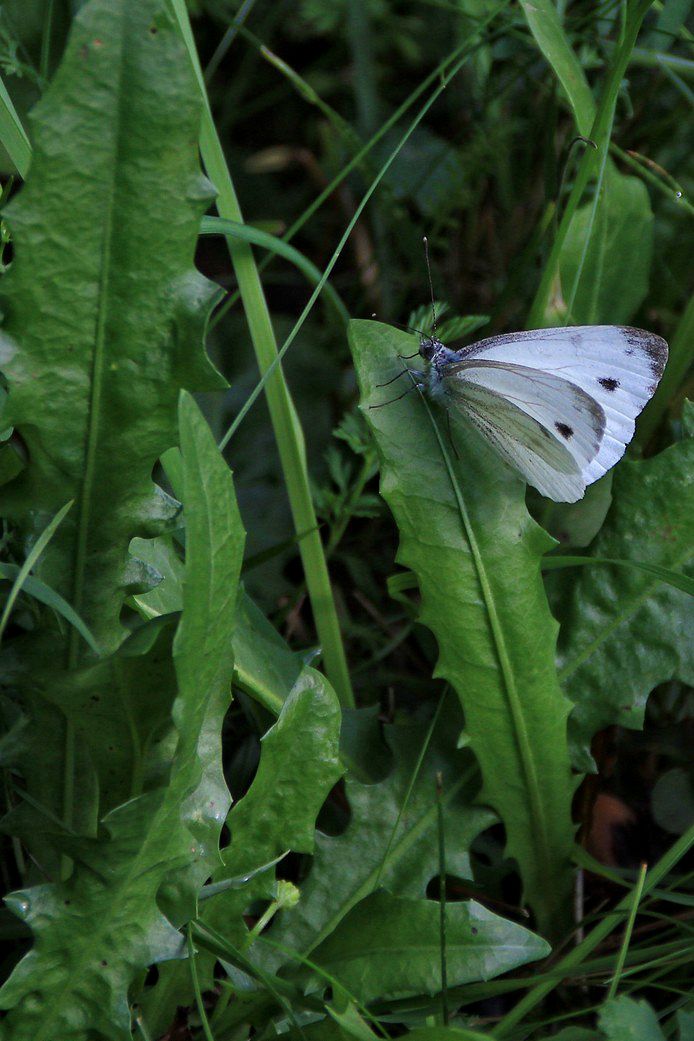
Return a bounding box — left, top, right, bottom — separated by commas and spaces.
419, 336, 446, 363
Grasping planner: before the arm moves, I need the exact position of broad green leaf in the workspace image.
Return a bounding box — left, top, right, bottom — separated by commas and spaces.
133, 532, 297, 717
599, 996, 666, 1040
0, 794, 187, 1041
526, 2, 653, 328
310, 891, 550, 1004
540, 473, 613, 550
519, 0, 595, 136
0, 0, 224, 658
0, 373, 242, 1041
0, 620, 177, 853
231, 589, 303, 714
558, 435, 694, 769
216, 670, 342, 888
543, 555, 694, 598
678, 1008, 694, 1041
349, 319, 574, 935
262, 702, 495, 971
141, 666, 342, 1036
326, 1001, 381, 1040
170, 390, 244, 909
559, 167, 654, 325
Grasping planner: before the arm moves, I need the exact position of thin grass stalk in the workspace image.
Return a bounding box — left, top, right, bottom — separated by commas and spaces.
606, 860, 648, 999
171, 0, 355, 707
492, 823, 694, 1037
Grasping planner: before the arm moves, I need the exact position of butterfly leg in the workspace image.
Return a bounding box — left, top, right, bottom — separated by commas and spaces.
375, 367, 425, 389
375, 370, 408, 389
369, 381, 422, 409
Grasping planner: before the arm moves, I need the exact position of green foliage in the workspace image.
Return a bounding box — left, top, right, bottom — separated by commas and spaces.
350, 319, 574, 935
598, 996, 666, 1041
519, 0, 595, 136
0, 0, 691, 1037
263, 702, 494, 970
309, 890, 550, 1003
560, 168, 654, 325
558, 428, 694, 769
0, 0, 223, 655
140, 664, 342, 1035
0, 391, 243, 1039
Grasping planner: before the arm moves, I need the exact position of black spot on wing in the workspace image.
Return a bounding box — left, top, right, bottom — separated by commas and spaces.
598, 377, 620, 391
555, 422, 574, 440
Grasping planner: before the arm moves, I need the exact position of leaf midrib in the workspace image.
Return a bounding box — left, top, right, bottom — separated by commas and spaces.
68, 9, 127, 667
416, 394, 553, 888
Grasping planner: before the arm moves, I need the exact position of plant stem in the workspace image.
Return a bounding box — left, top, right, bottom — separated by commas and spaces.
606, 860, 648, 1000
171, 0, 355, 707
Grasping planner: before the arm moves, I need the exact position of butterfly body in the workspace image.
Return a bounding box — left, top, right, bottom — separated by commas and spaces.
408, 324, 668, 503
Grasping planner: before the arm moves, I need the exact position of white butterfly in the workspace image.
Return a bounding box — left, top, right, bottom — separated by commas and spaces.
407, 324, 668, 503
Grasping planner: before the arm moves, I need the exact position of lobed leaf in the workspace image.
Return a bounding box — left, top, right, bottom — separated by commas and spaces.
557, 432, 694, 769
349, 319, 574, 935
262, 700, 494, 970
0, 0, 224, 658
0, 389, 242, 1040
141, 664, 342, 1035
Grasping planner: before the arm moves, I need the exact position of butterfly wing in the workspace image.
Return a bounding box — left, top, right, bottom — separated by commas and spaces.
443, 366, 604, 501
446, 377, 590, 501
452, 325, 667, 484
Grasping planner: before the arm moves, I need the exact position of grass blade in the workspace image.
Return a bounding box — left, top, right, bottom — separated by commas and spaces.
171, 0, 354, 708
0, 499, 73, 644
199, 214, 349, 325
519, 0, 596, 136
0, 73, 30, 178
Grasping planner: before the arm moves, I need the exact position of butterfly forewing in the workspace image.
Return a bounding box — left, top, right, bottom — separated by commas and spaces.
453, 325, 668, 485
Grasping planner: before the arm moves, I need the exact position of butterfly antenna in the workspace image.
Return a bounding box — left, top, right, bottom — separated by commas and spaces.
423, 236, 437, 335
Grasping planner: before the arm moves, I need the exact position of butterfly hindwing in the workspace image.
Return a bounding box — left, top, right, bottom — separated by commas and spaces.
444, 376, 590, 502
446, 360, 605, 470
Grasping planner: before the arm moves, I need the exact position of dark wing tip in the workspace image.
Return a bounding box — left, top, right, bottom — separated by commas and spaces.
617, 326, 669, 378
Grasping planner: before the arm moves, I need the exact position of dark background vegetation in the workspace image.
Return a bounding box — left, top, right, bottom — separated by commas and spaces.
0, 0, 691, 1032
